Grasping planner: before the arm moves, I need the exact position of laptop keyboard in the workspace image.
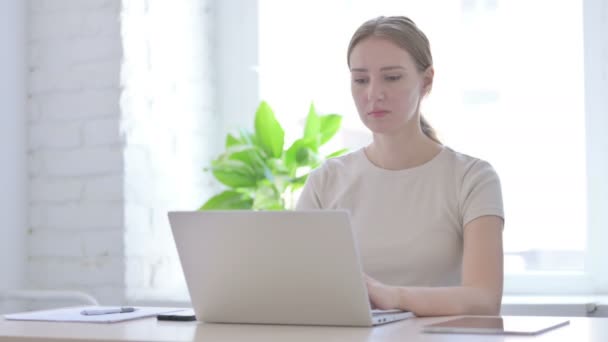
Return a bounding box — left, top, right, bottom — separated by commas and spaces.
371, 309, 407, 316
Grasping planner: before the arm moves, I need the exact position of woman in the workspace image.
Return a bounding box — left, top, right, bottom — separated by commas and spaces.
296, 16, 504, 316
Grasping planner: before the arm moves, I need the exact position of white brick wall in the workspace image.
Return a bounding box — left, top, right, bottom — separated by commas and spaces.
29, 178, 82, 202
84, 119, 121, 146
34, 90, 121, 120
27, 0, 125, 305
1, 0, 27, 315
83, 175, 123, 201
27, 0, 218, 306
35, 147, 123, 176
30, 61, 121, 93
29, 122, 81, 149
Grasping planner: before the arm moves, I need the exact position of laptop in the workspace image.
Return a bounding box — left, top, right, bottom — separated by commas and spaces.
168, 210, 414, 326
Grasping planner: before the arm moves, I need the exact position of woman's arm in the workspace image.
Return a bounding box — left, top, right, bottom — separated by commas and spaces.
366, 215, 504, 316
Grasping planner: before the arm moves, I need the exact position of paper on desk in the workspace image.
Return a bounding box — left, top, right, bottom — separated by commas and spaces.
3, 306, 185, 323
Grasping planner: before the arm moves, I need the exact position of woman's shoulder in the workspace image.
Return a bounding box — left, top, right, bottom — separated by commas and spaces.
442, 147, 496, 171
309, 148, 365, 179
440, 147, 500, 184
316, 147, 365, 170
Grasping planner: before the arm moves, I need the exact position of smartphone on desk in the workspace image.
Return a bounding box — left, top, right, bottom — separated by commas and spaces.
157, 309, 196, 322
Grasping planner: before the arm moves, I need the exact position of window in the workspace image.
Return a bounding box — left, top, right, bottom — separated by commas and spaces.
244, 0, 607, 294
213, 0, 607, 295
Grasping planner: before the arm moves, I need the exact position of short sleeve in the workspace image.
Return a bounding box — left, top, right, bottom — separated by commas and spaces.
295, 168, 322, 210
459, 160, 504, 227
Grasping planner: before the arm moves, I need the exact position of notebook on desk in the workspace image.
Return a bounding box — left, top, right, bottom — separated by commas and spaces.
168, 210, 414, 327
4, 306, 184, 323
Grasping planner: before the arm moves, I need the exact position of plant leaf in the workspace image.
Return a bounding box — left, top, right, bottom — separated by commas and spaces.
252, 182, 284, 210
296, 147, 312, 165
285, 137, 316, 172
225, 134, 240, 148
319, 114, 342, 146
254, 101, 284, 158
290, 173, 309, 190
307, 149, 324, 169
203, 101, 346, 213
238, 129, 258, 148
211, 159, 257, 188
303, 103, 320, 148
226, 145, 266, 180
325, 148, 349, 159
200, 190, 253, 210
266, 157, 289, 176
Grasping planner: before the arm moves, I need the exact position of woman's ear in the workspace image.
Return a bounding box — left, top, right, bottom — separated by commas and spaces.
422, 66, 434, 95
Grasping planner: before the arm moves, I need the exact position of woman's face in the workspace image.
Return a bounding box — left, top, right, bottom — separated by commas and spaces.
349, 36, 432, 135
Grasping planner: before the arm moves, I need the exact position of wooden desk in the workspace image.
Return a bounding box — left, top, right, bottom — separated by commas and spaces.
1, 316, 606, 342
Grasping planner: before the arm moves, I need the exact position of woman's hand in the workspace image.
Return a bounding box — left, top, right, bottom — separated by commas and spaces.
364, 274, 400, 310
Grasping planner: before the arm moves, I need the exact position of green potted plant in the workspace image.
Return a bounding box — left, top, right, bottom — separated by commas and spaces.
201, 101, 347, 210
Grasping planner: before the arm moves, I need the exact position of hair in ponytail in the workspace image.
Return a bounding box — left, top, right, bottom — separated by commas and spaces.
420, 115, 440, 144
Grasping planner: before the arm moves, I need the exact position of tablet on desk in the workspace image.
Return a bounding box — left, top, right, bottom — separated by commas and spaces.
423, 316, 570, 335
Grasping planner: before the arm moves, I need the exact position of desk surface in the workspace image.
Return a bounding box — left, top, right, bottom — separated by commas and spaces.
1, 316, 606, 342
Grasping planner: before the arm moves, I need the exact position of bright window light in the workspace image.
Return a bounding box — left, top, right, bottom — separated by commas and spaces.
258, 0, 586, 275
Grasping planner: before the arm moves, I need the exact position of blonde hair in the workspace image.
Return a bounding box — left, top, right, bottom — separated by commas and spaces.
347, 16, 441, 144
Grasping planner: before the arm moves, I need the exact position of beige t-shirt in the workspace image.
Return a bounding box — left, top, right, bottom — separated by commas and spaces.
296, 146, 504, 287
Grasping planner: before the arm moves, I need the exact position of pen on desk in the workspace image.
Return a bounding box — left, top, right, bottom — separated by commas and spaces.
80, 307, 136, 316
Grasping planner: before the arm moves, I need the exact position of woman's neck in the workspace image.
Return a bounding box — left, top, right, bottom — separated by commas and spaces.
366, 129, 443, 170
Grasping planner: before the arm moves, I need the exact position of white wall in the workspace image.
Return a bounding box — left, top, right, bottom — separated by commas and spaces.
584, 0, 608, 293
25, 0, 217, 306
0, 0, 27, 313
27, 0, 125, 305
